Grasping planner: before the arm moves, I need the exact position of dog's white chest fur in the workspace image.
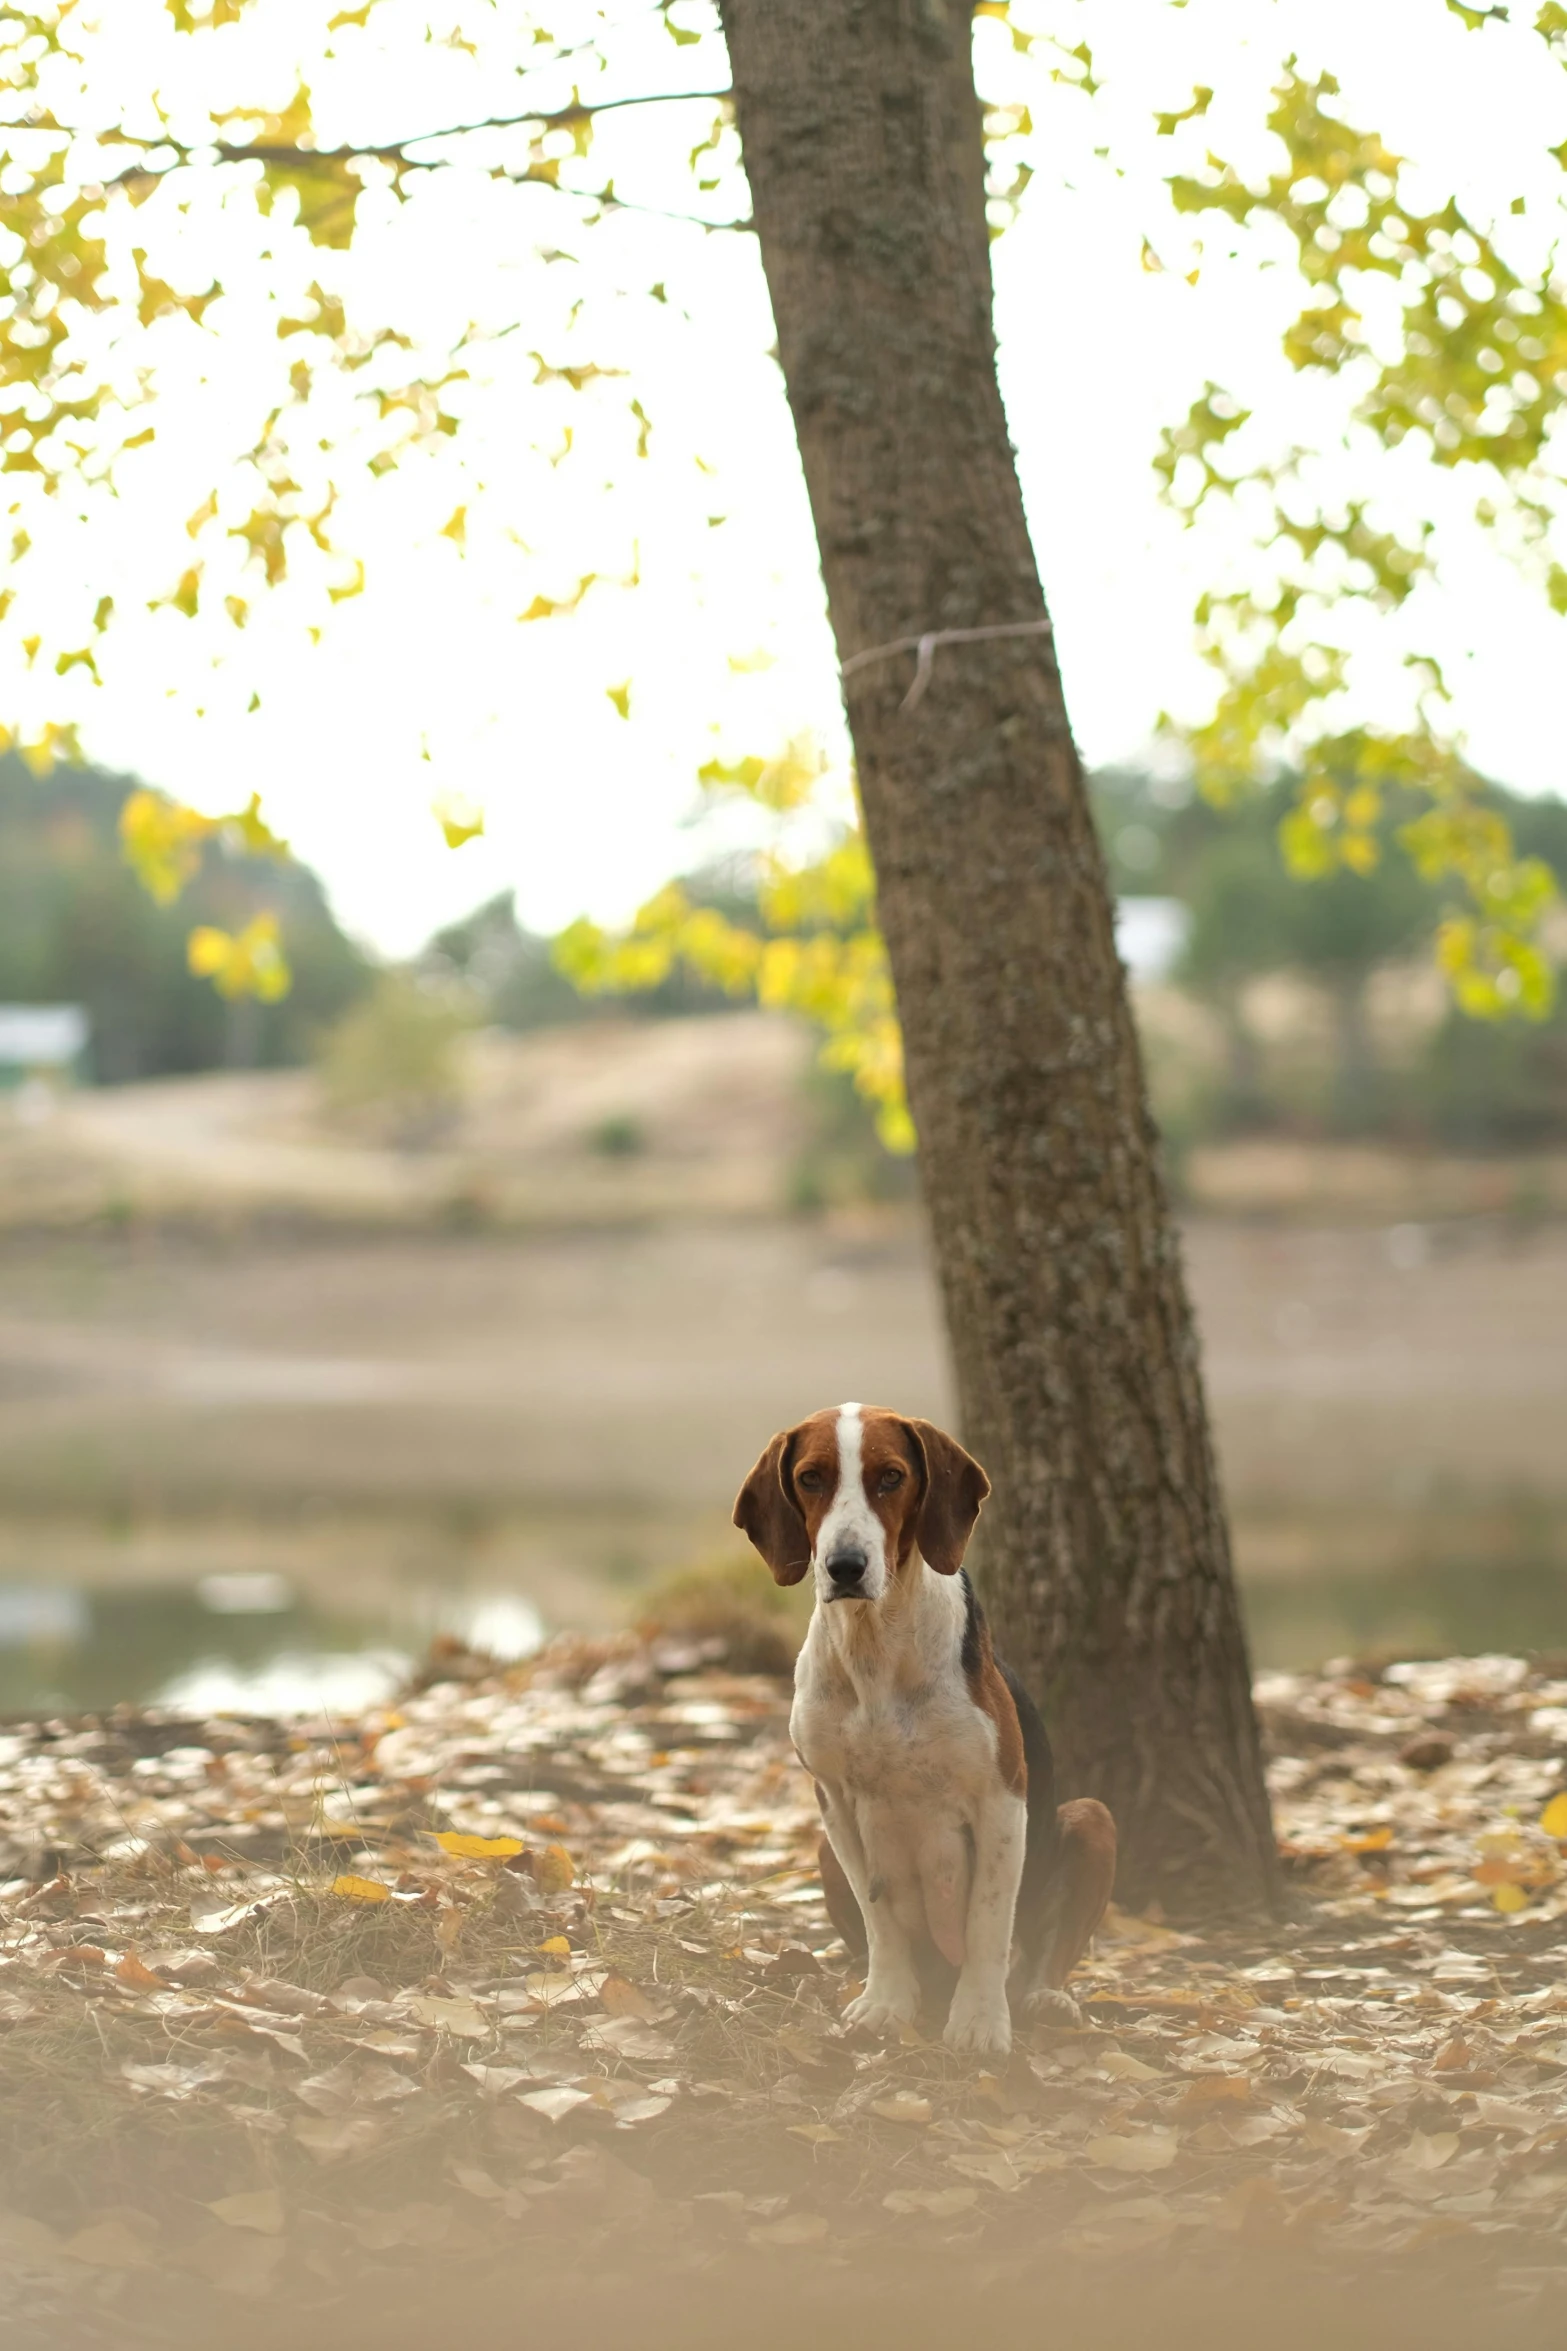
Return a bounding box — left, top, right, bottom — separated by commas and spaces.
791, 1564, 1001, 1948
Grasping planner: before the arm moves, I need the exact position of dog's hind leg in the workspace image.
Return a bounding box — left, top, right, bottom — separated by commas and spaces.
1021, 1799, 1117, 2027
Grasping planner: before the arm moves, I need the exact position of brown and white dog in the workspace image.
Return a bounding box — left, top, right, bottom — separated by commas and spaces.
734, 1403, 1116, 2057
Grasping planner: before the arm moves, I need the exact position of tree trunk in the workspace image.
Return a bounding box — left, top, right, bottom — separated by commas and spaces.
718, 0, 1278, 1916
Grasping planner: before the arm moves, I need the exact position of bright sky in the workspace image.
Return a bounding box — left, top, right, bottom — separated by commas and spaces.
7, 0, 1564, 955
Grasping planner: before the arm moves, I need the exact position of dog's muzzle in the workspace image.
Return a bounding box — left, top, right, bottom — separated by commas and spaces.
824, 1544, 869, 1597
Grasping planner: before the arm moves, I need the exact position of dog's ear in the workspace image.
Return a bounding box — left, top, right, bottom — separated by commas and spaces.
733, 1428, 811, 1586
903, 1419, 991, 1576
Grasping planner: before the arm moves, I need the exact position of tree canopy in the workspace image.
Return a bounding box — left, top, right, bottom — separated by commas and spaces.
3, 0, 1564, 1130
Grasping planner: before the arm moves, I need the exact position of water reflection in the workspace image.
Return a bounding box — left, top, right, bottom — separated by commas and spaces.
0, 1529, 1562, 1717
0, 1576, 545, 1717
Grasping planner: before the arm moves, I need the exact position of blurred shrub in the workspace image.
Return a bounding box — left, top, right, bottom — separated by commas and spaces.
316, 974, 474, 1149
790, 1060, 919, 1212
588, 1112, 646, 1157
636, 1553, 807, 1676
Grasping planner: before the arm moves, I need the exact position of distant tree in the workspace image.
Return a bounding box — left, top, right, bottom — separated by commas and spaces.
316, 970, 471, 1149
1179, 785, 1435, 1131
0, 756, 368, 1080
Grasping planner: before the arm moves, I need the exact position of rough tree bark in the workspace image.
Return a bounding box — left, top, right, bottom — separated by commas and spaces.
717, 0, 1279, 1916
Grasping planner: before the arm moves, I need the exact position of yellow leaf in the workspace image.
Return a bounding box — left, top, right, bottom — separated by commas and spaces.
605, 679, 631, 719
186, 912, 292, 1003
439, 504, 467, 547
433, 794, 485, 849
205, 2190, 285, 2236
789, 2123, 844, 2145
538, 1935, 571, 1957
1541, 1792, 1567, 1840
537, 1842, 575, 1893
1493, 1881, 1530, 1913
331, 1875, 390, 1903
431, 1832, 524, 1861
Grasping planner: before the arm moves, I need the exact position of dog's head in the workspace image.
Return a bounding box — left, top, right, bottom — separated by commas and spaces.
733, 1403, 990, 1605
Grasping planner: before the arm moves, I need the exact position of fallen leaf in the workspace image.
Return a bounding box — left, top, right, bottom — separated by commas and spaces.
748, 2211, 828, 2247
945, 2147, 1022, 2191
461, 2064, 532, 2097
292, 2114, 384, 2164
192, 1900, 267, 1934
431, 1832, 525, 1861
1541, 1793, 1567, 1841
1313, 2049, 1377, 2080
1473, 2093, 1546, 2135
113, 1952, 166, 1992
600, 1974, 665, 2023
788, 2123, 843, 2145
579, 2017, 676, 2061
610, 2094, 672, 2128
122, 2060, 228, 2100
60, 2218, 156, 2270
406, 1995, 489, 2037
519, 2085, 592, 2124
242, 1978, 335, 2017
177, 2227, 287, 2296
538, 1936, 571, 1957
205, 2190, 285, 2236
452, 2165, 505, 2200
1175, 2076, 1252, 2116
537, 1843, 575, 1893
1099, 2050, 1162, 2082
1391, 2132, 1460, 2173
330, 1875, 391, 1905
883, 2187, 979, 2219
1084, 2131, 1178, 2174
1493, 1882, 1530, 1914
870, 2093, 932, 2126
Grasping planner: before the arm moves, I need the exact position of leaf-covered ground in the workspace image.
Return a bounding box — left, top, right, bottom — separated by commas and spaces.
1, 1633, 1566, 2345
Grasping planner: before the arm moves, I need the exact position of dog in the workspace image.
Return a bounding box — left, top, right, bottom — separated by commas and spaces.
733, 1402, 1116, 2056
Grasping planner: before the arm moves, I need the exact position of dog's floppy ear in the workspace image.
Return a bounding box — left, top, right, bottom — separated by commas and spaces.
903, 1419, 991, 1576
733, 1428, 811, 1586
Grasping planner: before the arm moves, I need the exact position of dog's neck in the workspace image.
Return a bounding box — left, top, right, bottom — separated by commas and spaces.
806, 1553, 965, 1694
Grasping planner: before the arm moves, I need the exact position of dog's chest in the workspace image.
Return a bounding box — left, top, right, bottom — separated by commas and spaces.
792, 1646, 996, 1807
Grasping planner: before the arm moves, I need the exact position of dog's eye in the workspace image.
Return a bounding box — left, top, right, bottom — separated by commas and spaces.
877, 1468, 904, 1493
797, 1469, 823, 1494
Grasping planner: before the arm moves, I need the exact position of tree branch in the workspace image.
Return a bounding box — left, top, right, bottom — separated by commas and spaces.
85, 85, 734, 186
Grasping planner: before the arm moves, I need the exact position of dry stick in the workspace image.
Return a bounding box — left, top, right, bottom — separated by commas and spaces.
839, 617, 1055, 712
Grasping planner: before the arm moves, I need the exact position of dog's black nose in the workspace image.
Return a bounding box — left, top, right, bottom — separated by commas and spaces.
825, 1545, 868, 1590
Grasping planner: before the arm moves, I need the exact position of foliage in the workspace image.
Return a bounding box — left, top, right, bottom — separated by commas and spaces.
1153, 22, 1567, 1017
0, 752, 368, 1079
1, 0, 1563, 1096
1099, 764, 1567, 1146
426, 883, 761, 1031
553, 740, 911, 1147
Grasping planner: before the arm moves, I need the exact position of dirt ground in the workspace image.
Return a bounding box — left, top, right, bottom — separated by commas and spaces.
0, 1208, 1563, 1523
1, 1634, 1567, 2349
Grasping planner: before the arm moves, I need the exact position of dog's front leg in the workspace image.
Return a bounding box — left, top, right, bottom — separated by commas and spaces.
821, 1792, 920, 2037
944, 1792, 1026, 2056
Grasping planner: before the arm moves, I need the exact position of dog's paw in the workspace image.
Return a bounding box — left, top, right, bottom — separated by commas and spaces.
942, 1990, 1013, 2058
842, 1985, 918, 2038
1024, 1986, 1082, 2029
